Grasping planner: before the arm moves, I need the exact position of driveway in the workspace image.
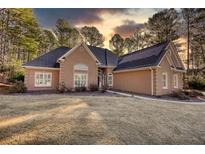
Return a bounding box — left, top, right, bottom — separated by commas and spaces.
0, 93, 205, 144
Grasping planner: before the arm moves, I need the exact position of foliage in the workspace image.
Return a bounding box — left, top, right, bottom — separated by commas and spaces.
191, 9, 205, 68
181, 8, 198, 70
109, 34, 124, 56
89, 84, 98, 92
183, 89, 204, 97
124, 28, 152, 53
54, 18, 82, 48
0, 9, 41, 81
146, 8, 180, 44
124, 37, 135, 52
7, 72, 24, 83
188, 76, 205, 90
57, 82, 70, 93
100, 85, 107, 93
38, 29, 58, 55
75, 86, 86, 92
172, 90, 190, 100
8, 81, 27, 93
80, 26, 104, 47
55, 18, 71, 46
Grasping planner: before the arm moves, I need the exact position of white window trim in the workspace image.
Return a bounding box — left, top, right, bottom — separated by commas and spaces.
73, 73, 88, 88
162, 72, 168, 89
34, 72, 52, 87
107, 73, 113, 87
173, 74, 179, 88
74, 64, 88, 71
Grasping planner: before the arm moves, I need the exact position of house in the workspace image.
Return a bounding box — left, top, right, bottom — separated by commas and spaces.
22, 41, 185, 96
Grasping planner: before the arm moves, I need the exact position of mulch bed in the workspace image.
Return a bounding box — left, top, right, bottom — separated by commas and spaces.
0, 82, 13, 94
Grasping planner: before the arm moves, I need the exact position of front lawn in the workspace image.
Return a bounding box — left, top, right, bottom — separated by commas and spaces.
0, 93, 205, 144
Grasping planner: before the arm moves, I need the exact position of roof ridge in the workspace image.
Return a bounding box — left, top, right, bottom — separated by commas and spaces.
120, 41, 169, 58
87, 45, 119, 57
88, 45, 107, 50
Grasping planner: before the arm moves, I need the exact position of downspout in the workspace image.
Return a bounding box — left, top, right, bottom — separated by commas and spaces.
150, 67, 154, 96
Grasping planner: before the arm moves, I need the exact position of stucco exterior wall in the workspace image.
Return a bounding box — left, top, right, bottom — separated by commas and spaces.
24, 68, 59, 91
113, 70, 152, 95
155, 55, 183, 96
59, 44, 98, 89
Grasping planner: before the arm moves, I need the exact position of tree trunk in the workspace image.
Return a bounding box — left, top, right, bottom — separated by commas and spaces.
187, 18, 190, 71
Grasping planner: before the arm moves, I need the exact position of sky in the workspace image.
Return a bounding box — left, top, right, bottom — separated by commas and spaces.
33, 8, 163, 48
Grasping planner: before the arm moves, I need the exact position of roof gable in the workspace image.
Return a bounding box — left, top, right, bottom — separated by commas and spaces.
158, 42, 185, 71
57, 43, 100, 64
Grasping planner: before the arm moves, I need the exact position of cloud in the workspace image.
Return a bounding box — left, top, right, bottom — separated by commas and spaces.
113, 19, 144, 38
33, 8, 129, 28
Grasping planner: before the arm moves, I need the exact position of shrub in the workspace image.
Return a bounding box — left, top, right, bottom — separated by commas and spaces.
183, 89, 204, 97
100, 84, 107, 93
89, 84, 98, 91
8, 81, 27, 93
7, 72, 24, 83
172, 90, 190, 100
188, 77, 205, 90
75, 86, 86, 92
57, 82, 70, 93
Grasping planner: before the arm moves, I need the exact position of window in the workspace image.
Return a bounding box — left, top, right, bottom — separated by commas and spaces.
162, 72, 168, 89
107, 73, 113, 86
35, 72, 52, 87
173, 74, 178, 88
74, 73, 88, 87
74, 64, 88, 71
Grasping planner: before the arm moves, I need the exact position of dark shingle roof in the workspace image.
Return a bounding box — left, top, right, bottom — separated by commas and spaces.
87, 46, 118, 67
114, 41, 170, 71
23, 45, 118, 68
23, 47, 71, 68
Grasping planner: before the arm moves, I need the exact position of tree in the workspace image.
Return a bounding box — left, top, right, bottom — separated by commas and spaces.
54, 18, 71, 46
38, 29, 58, 55
191, 9, 205, 67
0, 9, 10, 66
0, 9, 41, 81
54, 18, 82, 48
67, 28, 82, 48
146, 9, 180, 44
0, 9, 41, 62
181, 8, 197, 70
109, 34, 124, 56
124, 37, 135, 53
123, 28, 152, 53
132, 28, 152, 50
80, 26, 104, 47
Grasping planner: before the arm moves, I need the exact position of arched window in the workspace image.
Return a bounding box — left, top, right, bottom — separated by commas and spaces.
74, 64, 88, 71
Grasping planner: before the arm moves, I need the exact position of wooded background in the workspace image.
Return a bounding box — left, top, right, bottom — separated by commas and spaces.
0, 8, 204, 82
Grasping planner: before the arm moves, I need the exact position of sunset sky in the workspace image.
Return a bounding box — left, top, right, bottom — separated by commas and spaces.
33, 8, 163, 48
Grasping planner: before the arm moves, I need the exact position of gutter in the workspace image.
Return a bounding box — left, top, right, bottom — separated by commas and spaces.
22, 66, 60, 70
113, 66, 158, 73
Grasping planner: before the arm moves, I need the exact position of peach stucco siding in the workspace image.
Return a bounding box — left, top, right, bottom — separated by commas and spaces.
24, 68, 59, 91
113, 70, 152, 95
59, 44, 98, 89
155, 55, 183, 96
